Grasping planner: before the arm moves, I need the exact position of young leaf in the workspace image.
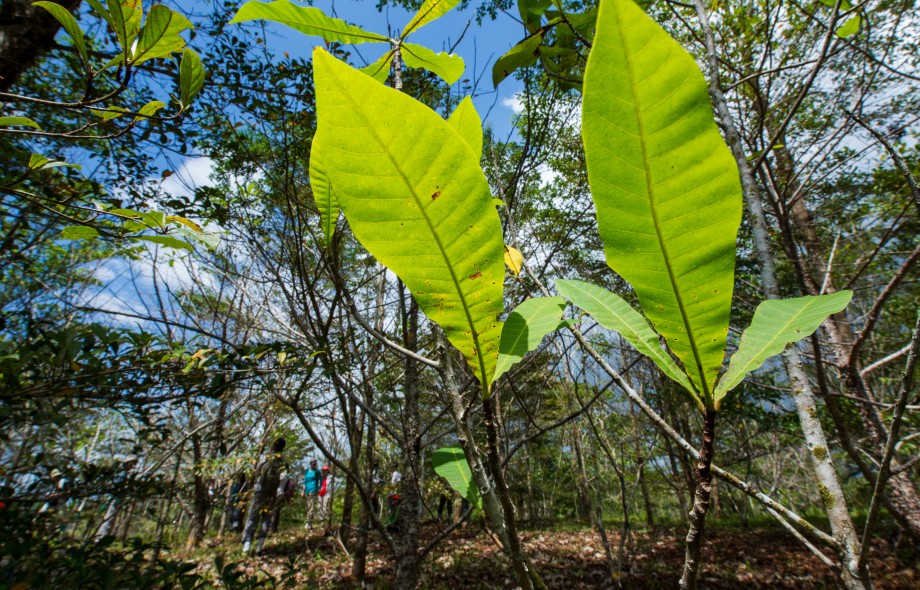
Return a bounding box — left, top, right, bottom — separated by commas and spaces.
432, 446, 482, 511
135, 100, 166, 120
492, 33, 542, 88
179, 49, 205, 107
29, 153, 80, 170
0, 116, 42, 130
446, 96, 483, 158
359, 50, 394, 83
106, 0, 142, 55
308, 132, 339, 246
556, 279, 696, 397
402, 0, 462, 38
312, 49, 505, 389
714, 292, 854, 400
93, 106, 129, 121
519, 0, 553, 32
493, 296, 566, 384
836, 15, 861, 39
230, 0, 388, 44
175, 227, 220, 250
582, 0, 742, 401
131, 5, 193, 65
401, 43, 464, 85
61, 226, 100, 240
132, 234, 194, 251
34, 2, 90, 67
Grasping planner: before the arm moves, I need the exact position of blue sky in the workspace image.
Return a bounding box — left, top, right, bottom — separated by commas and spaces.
253, 0, 528, 138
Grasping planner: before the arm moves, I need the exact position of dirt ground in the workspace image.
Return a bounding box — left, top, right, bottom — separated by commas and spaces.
216, 523, 919, 589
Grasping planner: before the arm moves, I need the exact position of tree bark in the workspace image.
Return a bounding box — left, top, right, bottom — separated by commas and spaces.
771, 140, 920, 542
678, 410, 717, 590
0, 0, 82, 92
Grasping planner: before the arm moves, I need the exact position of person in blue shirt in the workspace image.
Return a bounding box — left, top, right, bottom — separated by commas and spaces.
303, 459, 322, 528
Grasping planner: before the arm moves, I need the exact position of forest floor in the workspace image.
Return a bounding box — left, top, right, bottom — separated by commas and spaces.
200, 522, 920, 589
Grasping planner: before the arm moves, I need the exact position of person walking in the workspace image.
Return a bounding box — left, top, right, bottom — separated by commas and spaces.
269, 469, 296, 533
303, 458, 323, 529
317, 465, 331, 524
241, 437, 286, 556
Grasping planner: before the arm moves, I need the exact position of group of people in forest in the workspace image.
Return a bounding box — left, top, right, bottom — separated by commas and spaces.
235, 438, 333, 555
233, 439, 458, 556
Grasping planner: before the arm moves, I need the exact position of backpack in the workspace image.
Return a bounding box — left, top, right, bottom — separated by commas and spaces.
283, 478, 296, 500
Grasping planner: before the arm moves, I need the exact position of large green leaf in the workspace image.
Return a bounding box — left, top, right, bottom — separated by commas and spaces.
403, 0, 462, 38
431, 446, 481, 511
581, 0, 742, 401
308, 130, 339, 246
402, 42, 464, 85
34, 2, 89, 66
492, 33, 542, 88
230, 0, 388, 44
446, 96, 483, 159
556, 279, 695, 396
493, 296, 566, 385
714, 292, 853, 400
312, 49, 505, 388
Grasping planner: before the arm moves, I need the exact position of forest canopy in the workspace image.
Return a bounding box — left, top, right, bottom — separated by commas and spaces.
1, 0, 918, 588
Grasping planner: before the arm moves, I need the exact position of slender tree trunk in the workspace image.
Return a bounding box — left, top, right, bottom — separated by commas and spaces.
771, 140, 920, 542
482, 394, 536, 590
632, 410, 655, 528
571, 425, 592, 524
351, 414, 375, 585
663, 428, 689, 523
186, 417, 209, 550
393, 290, 421, 590
679, 410, 717, 590
150, 458, 181, 571
340, 407, 364, 548
352, 267, 385, 585
436, 332, 545, 590
96, 497, 119, 540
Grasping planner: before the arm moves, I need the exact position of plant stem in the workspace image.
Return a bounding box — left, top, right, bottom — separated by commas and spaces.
678, 409, 717, 590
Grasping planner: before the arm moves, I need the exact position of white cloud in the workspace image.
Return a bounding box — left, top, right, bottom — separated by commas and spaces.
537, 163, 560, 187
161, 156, 215, 197
501, 95, 524, 114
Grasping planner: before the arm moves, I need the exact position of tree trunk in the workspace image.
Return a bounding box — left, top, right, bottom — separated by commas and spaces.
772, 141, 920, 542
0, 0, 82, 92
393, 288, 421, 590
186, 415, 209, 550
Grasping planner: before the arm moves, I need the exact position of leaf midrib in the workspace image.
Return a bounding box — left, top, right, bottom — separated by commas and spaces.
324, 59, 491, 386
612, 0, 709, 399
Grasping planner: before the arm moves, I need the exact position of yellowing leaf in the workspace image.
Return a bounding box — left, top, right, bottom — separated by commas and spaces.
503, 245, 523, 276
